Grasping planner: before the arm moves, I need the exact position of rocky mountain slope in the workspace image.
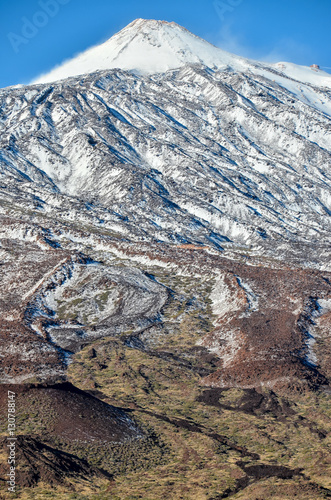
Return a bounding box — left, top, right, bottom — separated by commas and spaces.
2, 21, 331, 268
0, 19, 330, 499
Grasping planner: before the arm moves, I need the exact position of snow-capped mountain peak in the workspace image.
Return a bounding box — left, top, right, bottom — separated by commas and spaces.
33, 18, 235, 83
33, 18, 331, 91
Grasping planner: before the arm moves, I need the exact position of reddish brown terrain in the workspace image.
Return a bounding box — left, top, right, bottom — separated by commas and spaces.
0, 215, 330, 498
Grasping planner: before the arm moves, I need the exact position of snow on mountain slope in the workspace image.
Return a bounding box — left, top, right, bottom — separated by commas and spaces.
272, 61, 331, 88
33, 19, 331, 94
0, 19, 330, 269
1, 59, 331, 269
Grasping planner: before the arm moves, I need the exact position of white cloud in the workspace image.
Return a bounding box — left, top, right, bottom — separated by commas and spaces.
214, 25, 314, 66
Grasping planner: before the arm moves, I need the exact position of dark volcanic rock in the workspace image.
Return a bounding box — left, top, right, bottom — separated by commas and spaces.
0, 383, 143, 444
0, 435, 111, 488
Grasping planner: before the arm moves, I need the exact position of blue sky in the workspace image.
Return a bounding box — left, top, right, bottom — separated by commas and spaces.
0, 0, 330, 88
